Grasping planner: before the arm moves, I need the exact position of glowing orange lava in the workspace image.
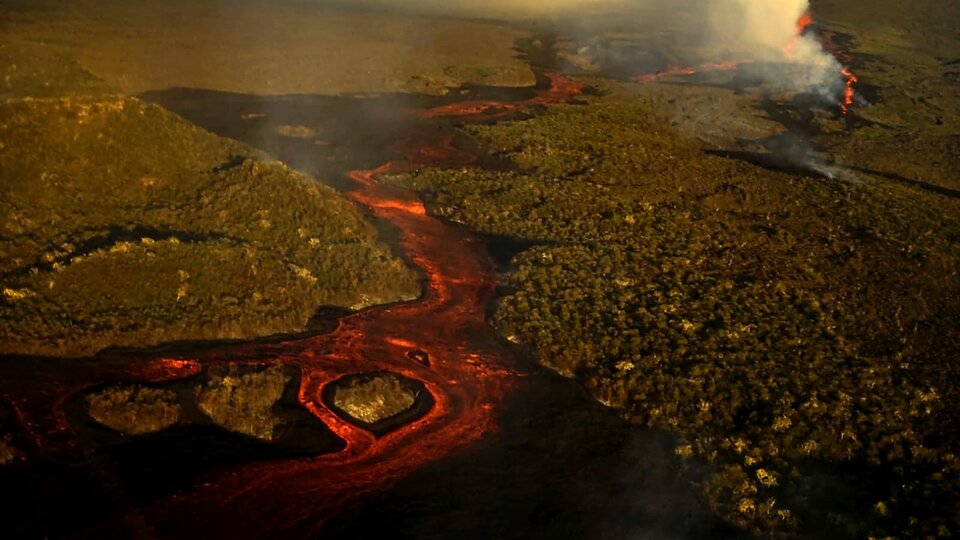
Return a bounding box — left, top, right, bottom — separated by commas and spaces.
0, 73, 585, 537
423, 72, 584, 119
149, 77, 583, 537
630, 60, 740, 84
796, 11, 814, 34
632, 11, 860, 116
783, 11, 813, 54
786, 10, 860, 115
840, 67, 859, 115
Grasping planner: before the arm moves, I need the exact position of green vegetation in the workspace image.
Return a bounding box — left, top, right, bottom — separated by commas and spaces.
86, 385, 181, 435
330, 373, 418, 425
84, 366, 298, 441
0, 48, 420, 357
386, 93, 960, 537
196, 365, 289, 441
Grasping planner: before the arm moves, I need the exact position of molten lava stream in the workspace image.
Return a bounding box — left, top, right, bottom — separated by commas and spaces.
139, 74, 585, 538
630, 60, 742, 84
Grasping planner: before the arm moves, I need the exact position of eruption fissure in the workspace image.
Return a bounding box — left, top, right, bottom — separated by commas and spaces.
630, 5, 859, 114
840, 67, 859, 115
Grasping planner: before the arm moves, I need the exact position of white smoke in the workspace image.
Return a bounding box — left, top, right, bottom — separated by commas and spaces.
323, 0, 848, 99
708, 0, 844, 96
712, 0, 809, 53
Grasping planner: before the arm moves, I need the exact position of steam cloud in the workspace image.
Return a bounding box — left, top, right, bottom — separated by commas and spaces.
708, 0, 844, 96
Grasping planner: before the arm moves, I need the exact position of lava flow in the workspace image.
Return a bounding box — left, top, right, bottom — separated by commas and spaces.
0, 73, 584, 538
630, 60, 740, 84
840, 66, 859, 115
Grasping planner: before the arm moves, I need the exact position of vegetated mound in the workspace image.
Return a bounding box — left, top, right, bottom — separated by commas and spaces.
86, 385, 181, 435
386, 93, 960, 538
196, 365, 289, 441
74, 364, 347, 455
328, 373, 421, 426
0, 65, 419, 356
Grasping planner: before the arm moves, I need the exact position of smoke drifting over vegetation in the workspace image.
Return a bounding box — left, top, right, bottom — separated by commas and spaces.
345, 0, 847, 98
709, 0, 845, 94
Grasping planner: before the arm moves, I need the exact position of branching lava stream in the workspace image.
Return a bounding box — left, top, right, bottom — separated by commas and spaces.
0, 73, 584, 538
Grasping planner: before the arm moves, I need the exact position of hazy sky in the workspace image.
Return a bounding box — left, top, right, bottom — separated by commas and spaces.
311, 0, 844, 96
322, 0, 618, 18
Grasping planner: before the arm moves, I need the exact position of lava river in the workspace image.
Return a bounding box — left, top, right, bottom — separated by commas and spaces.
0, 73, 584, 538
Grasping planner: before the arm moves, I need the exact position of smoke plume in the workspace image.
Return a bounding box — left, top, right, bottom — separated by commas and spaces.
330, 0, 850, 102
707, 0, 845, 96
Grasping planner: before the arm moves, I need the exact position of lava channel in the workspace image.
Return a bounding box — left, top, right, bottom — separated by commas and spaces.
0, 73, 584, 538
